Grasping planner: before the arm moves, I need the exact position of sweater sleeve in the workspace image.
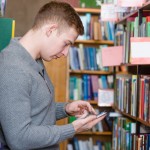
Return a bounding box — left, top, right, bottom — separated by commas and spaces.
0, 68, 75, 150
55, 102, 70, 120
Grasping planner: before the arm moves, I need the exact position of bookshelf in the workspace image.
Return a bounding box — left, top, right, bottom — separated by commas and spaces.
69, 69, 113, 75
75, 8, 101, 14
66, 7, 115, 149
106, 2, 150, 149
75, 40, 114, 45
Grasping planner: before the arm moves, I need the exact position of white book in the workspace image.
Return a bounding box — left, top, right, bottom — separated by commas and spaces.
88, 137, 94, 150
98, 77, 103, 89
67, 144, 73, 150
94, 145, 99, 150
98, 89, 114, 106
82, 141, 89, 150
85, 140, 90, 150
97, 121, 103, 132
109, 112, 122, 117
78, 140, 84, 150
78, 44, 85, 70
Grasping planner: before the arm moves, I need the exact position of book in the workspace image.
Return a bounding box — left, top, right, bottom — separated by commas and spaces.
67, 144, 73, 150
82, 74, 88, 100
98, 89, 114, 106
78, 44, 85, 70
80, 0, 100, 8
130, 37, 150, 64
91, 75, 99, 100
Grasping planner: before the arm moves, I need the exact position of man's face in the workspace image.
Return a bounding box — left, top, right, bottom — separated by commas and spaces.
41, 26, 78, 61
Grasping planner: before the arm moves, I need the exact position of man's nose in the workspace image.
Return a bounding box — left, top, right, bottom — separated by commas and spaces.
62, 46, 70, 56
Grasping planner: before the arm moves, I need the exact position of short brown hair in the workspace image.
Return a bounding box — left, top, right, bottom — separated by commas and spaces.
32, 1, 84, 35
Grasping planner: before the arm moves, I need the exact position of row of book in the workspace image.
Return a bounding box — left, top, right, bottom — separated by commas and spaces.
112, 117, 150, 150
132, 133, 150, 150
68, 137, 111, 150
112, 117, 136, 150
115, 74, 137, 117
115, 15, 150, 64
78, 13, 114, 41
114, 74, 150, 123
69, 74, 113, 101
139, 75, 150, 122
69, 45, 110, 71
101, 0, 147, 22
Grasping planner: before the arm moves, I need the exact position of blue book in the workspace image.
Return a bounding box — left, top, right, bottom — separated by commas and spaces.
87, 75, 92, 100
69, 47, 76, 70
83, 47, 89, 70
72, 137, 79, 150
78, 16, 87, 40
86, 47, 91, 70
69, 77, 75, 100
93, 47, 98, 70
148, 134, 150, 150
82, 74, 88, 100
86, 13, 91, 40
101, 75, 108, 89
107, 22, 114, 41
96, 140, 103, 150
109, 22, 115, 41
73, 47, 80, 70
89, 47, 95, 70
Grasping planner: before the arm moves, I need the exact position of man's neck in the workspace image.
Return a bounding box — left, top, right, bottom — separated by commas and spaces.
19, 29, 41, 60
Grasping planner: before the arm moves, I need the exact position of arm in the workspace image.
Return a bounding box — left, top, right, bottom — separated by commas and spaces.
55, 100, 96, 120
64, 100, 107, 134
0, 68, 75, 150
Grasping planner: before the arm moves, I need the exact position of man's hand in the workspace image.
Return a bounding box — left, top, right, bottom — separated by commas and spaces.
65, 100, 96, 118
72, 114, 107, 133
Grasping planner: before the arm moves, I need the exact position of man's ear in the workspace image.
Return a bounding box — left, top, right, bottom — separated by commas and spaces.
45, 24, 58, 37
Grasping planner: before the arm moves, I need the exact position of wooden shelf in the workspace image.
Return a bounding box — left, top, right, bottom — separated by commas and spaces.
108, 63, 150, 67
137, 118, 150, 127
113, 106, 150, 126
75, 40, 114, 45
69, 100, 98, 104
113, 106, 137, 120
116, 71, 130, 75
75, 8, 100, 14
77, 131, 112, 135
88, 100, 98, 105
69, 100, 113, 109
69, 70, 113, 75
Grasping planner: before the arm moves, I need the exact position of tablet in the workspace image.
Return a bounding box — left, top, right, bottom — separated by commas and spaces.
96, 111, 107, 118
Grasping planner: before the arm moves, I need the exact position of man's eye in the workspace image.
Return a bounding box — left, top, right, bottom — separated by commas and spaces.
65, 43, 69, 46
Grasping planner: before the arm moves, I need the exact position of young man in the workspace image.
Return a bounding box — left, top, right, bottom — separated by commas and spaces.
0, 1, 106, 149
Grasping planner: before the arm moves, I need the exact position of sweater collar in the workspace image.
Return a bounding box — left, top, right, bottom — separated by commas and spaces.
10, 38, 44, 75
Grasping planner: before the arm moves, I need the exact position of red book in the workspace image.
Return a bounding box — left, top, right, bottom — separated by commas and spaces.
146, 16, 150, 22
91, 75, 99, 100
140, 79, 145, 119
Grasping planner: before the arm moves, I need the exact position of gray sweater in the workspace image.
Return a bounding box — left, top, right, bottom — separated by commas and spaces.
0, 38, 75, 150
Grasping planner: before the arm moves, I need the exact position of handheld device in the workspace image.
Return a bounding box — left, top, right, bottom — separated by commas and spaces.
96, 111, 108, 118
